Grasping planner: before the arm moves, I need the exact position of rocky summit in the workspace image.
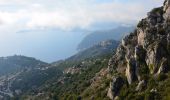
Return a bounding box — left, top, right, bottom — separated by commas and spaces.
108, 0, 170, 99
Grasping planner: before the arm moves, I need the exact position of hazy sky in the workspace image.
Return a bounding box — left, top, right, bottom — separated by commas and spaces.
0, 0, 164, 62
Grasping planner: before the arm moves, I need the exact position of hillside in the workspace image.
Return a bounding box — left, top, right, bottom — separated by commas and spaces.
7, 39, 117, 99
14, 54, 112, 100
77, 26, 134, 50
0, 55, 48, 76
0, 39, 119, 100
67, 40, 119, 61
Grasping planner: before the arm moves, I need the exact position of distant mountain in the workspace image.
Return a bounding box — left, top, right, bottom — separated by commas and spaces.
0, 55, 48, 76
77, 26, 134, 50
68, 40, 119, 61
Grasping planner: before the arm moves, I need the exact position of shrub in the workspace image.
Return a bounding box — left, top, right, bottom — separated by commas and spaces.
157, 73, 167, 81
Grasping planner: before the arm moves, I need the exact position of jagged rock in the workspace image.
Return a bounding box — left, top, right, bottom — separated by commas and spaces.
114, 96, 119, 100
164, 0, 170, 20
105, 1, 170, 100
157, 58, 168, 74
135, 45, 146, 61
108, 0, 170, 98
108, 45, 127, 73
163, 0, 170, 11
126, 58, 137, 84
147, 7, 163, 26
134, 45, 149, 81
137, 29, 145, 46
146, 48, 156, 74
107, 76, 124, 100
146, 42, 168, 74
136, 80, 146, 91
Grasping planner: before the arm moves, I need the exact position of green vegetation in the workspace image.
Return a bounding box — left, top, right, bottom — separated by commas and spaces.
11, 67, 63, 93
43, 55, 111, 100
0, 55, 48, 76
10, 53, 112, 100
149, 64, 154, 74
119, 72, 170, 100
151, 7, 163, 15
138, 62, 149, 80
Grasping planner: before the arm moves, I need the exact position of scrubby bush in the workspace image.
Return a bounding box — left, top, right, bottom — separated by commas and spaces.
157, 73, 167, 81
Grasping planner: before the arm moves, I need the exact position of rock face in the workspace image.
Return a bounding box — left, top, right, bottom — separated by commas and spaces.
108, 0, 170, 98
126, 58, 137, 84
107, 76, 124, 100
136, 80, 146, 92
164, 0, 170, 20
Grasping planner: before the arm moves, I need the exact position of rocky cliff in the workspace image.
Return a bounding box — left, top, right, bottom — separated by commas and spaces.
6, 1, 170, 100
107, 0, 170, 99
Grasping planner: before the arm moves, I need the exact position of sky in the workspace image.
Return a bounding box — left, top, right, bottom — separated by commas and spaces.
0, 0, 164, 62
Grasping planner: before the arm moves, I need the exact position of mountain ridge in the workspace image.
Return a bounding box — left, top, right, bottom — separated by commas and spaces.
77, 26, 134, 50
0, 55, 48, 76
67, 40, 119, 61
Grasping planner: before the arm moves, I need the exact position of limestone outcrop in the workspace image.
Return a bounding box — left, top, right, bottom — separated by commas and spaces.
107, 76, 124, 100
107, 0, 170, 99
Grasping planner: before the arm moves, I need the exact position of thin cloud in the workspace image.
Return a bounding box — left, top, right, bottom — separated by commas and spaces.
0, 0, 165, 62
0, 0, 164, 31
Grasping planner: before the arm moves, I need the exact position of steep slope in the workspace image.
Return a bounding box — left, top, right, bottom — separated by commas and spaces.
0, 55, 48, 76
8, 39, 120, 100
11, 67, 63, 94
0, 55, 50, 99
67, 40, 119, 61
107, 0, 170, 99
51, 40, 119, 71
77, 26, 134, 50
18, 55, 111, 100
